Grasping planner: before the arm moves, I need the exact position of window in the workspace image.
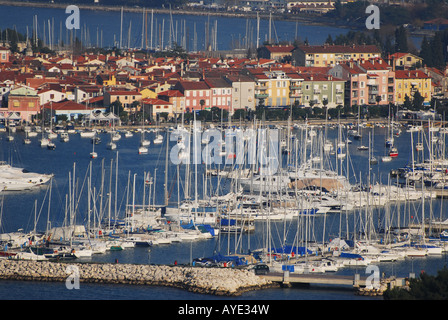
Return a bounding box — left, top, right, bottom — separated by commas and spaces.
28, 102, 35, 107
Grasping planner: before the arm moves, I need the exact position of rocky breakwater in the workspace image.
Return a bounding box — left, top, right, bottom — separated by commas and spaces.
0, 260, 274, 296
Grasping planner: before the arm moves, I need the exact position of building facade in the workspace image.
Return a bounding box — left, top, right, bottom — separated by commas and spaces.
293, 44, 382, 68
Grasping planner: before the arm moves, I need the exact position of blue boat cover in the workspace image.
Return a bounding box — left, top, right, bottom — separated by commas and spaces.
271, 245, 313, 255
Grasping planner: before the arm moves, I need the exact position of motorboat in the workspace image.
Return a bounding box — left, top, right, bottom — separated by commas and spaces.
138, 146, 148, 154
47, 141, 56, 150
389, 147, 398, 157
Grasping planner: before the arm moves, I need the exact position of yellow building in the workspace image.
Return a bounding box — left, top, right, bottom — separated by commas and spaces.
96, 73, 116, 86
388, 53, 423, 70
246, 68, 293, 107
104, 90, 142, 112
394, 70, 432, 104
140, 88, 158, 100
293, 44, 382, 67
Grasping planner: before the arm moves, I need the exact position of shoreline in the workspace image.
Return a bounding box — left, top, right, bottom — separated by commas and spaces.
0, 259, 276, 296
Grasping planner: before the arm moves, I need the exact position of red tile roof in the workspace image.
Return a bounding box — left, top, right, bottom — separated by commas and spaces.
264, 45, 295, 53
395, 70, 430, 79
157, 90, 184, 98
141, 98, 172, 105
298, 44, 381, 54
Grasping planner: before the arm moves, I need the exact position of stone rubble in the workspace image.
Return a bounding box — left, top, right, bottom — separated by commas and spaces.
0, 259, 274, 296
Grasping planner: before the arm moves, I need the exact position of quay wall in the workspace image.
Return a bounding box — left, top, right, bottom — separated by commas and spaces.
0, 259, 274, 296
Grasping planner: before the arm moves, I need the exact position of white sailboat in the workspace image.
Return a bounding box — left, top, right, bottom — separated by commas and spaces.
90, 133, 98, 158
139, 108, 150, 153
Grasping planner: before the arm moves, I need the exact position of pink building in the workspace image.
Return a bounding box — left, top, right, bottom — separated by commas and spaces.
204, 77, 232, 112
359, 58, 395, 105
329, 61, 368, 107
173, 80, 211, 111
329, 58, 395, 107
0, 47, 10, 63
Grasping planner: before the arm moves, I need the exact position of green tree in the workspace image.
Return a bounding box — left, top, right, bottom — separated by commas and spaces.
419, 36, 433, 67
384, 267, 448, 300
403, 94, 412, 109
394, 26, 408, 53
430, 31, 445, 69
412, 91, 425, 110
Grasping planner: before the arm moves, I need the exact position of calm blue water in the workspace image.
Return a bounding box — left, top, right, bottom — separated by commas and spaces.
0, 124, 447, 300
0, 5, 350, 50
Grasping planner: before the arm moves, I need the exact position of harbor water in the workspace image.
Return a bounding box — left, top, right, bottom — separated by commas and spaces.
0, 4, 349, 50
1, 121, 448, 300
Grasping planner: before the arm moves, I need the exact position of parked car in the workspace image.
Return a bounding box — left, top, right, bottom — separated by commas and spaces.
253, 264, 269, 275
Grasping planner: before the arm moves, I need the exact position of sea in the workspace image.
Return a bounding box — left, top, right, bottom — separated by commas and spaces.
0, 3, 423, 62
0, 122, 447, 305
0, 4, 353, 51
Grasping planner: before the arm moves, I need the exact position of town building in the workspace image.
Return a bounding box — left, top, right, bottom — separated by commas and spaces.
0, 47, 10, 64
257, 45, 295, 62
158, 90, 185, 116
224, 74, 256, 112
394, 70, 432, 105
104, 90, 142, 111
7, 87, 40, 121
204, 77, 233, 112
388, 52, 423, 70
300, 73, 345, 108
173, 80, 211, 111
141, 98, 174, 120
292, 44, 382, 68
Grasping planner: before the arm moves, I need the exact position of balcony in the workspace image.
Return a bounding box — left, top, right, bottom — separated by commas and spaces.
313, 89, 321, 94
255, 93, 269, 99
368, 86, 379, 95
289, 90, 302, 97
290, 85, 302, 90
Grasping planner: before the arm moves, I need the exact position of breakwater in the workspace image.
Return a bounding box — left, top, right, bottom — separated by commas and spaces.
0, 260, 274, 296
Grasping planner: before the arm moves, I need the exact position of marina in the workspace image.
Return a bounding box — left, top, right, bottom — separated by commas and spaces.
1, 116, 448, 299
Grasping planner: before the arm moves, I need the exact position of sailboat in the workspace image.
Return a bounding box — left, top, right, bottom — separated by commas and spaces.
138, 145, 148, 154
124, 130, 133, 138
368, 132, 377, 165
47, 140, 56, 150
139, 107, 150, 153
153, 132, 163, 144
90, 133, 98, 158
23, 131, 31, 144
60, 132, 69, 142
107, 139, 117, 150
